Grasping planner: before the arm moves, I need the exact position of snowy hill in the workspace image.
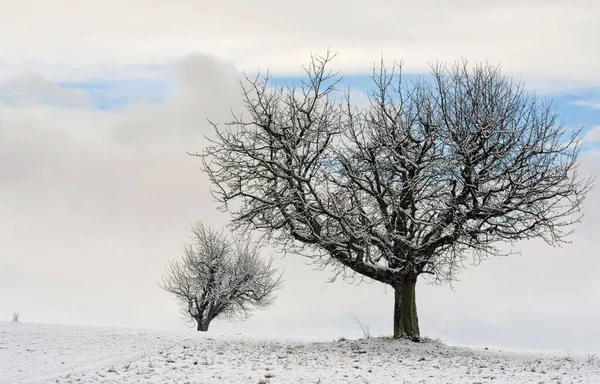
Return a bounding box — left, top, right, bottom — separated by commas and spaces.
1, 322, 599, 383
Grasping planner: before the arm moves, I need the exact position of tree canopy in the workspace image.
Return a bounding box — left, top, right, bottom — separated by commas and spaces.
198, 52, 593, 339
161, 222, 282, 331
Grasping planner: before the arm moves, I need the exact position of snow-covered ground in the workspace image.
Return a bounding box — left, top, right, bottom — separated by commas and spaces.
1, 322, 599, 383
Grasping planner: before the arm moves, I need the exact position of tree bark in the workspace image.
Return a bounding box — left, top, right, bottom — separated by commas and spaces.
196, 317, 210, 332
393, 277, 420, 340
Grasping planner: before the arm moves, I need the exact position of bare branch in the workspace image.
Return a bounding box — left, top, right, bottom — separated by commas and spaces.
196, 52, 593, 338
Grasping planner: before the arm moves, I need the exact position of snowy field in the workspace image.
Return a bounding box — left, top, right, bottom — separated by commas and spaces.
1, 322, 599, 384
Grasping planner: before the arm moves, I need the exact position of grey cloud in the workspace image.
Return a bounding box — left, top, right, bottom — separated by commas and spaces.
110, 53, 242, 146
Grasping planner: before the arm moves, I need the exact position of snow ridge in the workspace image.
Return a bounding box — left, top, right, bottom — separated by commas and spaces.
1, 322, 599, 383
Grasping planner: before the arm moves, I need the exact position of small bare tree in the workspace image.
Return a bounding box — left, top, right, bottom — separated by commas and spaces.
198, 52, 593, 340
12, 313, 20, 323
160, 222, 282, 331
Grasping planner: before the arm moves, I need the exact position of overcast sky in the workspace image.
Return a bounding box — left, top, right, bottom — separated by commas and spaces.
1, 0, 599, 352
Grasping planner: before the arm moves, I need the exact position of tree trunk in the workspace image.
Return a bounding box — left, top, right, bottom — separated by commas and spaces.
393, 277, 420, 340
196, 317, 210, 332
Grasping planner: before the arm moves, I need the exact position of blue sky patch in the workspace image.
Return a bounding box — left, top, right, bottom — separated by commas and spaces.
58, 78, 175, 110
31, 74, 600, 151
268, 74, 600, 147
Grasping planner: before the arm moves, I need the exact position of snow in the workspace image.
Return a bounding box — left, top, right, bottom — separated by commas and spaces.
1, 322, 599, 383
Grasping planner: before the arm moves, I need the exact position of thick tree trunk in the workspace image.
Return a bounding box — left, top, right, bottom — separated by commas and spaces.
393, 278, 420, 340
196, 317, 210, 332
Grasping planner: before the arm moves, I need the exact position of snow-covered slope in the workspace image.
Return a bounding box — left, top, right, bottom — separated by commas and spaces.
1, 322, 599, 383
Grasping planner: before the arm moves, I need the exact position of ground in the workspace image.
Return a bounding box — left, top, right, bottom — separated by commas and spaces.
1, 322, 599, 383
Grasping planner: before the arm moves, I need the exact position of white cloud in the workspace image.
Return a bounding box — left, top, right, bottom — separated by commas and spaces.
0, 72, 94, 107
0, 54, 599, 351
0, 1, 599, 91
583, 125, 600, 142
571, 99, 600, 110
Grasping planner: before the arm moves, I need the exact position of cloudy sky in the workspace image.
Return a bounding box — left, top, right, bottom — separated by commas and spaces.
1, 0, 599, 352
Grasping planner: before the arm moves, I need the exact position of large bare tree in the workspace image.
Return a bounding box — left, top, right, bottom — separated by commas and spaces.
198, 52, 593, 339
160, 222, 282, 331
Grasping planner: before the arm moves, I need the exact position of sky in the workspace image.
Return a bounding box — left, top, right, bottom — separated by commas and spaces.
1, 0, 600, 353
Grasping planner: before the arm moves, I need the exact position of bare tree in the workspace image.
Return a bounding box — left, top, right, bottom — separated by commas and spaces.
197, 52, 593, 340
160, 222, 282, 332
